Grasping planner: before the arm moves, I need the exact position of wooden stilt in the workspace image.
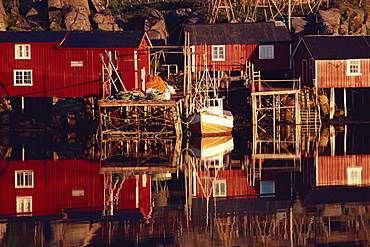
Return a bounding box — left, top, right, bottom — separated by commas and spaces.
329, 88, 335, 120
330, 125, 335, 156
344, 124, 347, 155
343, 88, 347, 117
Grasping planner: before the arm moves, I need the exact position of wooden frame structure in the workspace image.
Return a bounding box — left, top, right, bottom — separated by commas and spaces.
251, 87, 321, 161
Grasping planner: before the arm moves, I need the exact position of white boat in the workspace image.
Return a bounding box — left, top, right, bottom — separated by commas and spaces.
188, 98, 234, 137
187, 60, 234, 137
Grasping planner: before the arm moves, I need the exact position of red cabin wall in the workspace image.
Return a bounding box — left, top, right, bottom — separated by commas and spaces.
293, 44, 370, 88
0, 41, 151, 97
316, 59, 370, 88
193, 43, 290, 73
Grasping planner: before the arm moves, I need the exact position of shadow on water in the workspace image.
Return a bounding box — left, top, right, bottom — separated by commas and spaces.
1, 124, 370, 246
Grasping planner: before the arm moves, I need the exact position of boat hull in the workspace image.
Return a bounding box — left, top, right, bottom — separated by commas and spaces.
188, 110, 233, 137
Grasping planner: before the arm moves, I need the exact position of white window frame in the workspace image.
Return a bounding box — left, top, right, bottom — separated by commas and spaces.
259, 45, 274, 59
15, 170, 34, 188
16, 196, 33, 214
14, 70, 33, 86
15, 44, 31, 59
346, 59, 361, 76
348, 167, 362, 185
212, 45, 225, 61
213, 179, 226, 197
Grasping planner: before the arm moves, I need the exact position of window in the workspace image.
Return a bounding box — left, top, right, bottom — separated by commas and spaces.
15, 44, 31, 59
259, 45, 274, 59
348, 167, 362, 185
15, 170, 34, 188
72, 190, 85, 196
16, 196, 32, 214
213, 180, 226, 197
260, 180, 275, 197
212, 45, 225, 61
347, 60, 361, 75
14, 70, 32, 86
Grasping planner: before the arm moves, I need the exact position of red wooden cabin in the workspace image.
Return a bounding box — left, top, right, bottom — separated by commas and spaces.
291, 35, 370, 88
183, 21, 292, 80
291, 35, 370, 119
0, 31, 152, 98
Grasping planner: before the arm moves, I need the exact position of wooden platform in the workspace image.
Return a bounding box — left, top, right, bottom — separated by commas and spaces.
98, 99, 178, 107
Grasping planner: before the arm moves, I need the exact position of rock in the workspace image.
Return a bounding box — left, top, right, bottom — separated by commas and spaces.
350, 9, 366, 34
90, 9, 122, 30
0, 0, 6, 30
316, 8, 341, 35
62, 5, 91, 31
90, 11, 115, 24
291, 17, 307, 35
10, 7, 21, 18
97, 23, 122, 31
188, 10, 203, 24
26, 8, 38, 17
366, 15, 370, 31
144, 9, 168, 45
48, 0, 90, 12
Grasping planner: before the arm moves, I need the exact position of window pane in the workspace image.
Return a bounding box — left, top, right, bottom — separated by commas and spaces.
24, 71, 32, 84
219, 47, 224, 59
24, 46, 29, 57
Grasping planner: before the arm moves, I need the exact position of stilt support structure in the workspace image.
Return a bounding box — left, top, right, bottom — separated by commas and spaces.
251, 88, 321, 160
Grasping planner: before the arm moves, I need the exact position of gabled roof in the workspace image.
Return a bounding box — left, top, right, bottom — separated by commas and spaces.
58, 31, 149, 48
0, 31, 68, 43
184, 21, 292, 45
298, 35, 370, 60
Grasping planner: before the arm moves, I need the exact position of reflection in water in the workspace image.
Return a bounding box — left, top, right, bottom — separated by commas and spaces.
1, 125, 370, 245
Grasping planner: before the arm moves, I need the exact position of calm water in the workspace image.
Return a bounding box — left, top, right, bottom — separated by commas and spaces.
1, 124, 370, 246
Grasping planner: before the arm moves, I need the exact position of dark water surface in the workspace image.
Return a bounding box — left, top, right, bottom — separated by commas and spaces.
1, 124, 370, 246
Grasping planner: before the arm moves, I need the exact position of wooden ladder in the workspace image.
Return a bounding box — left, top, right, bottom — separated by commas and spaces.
299, 89, 321, 134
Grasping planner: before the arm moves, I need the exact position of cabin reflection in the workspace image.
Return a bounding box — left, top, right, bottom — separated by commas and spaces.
0, 159, 152, 221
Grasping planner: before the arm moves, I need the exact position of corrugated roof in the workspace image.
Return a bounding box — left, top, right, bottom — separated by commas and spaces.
0, 31, 68, 43
184, 21, 292, 45
302, 35, 370, 59
58, 31, 145, 48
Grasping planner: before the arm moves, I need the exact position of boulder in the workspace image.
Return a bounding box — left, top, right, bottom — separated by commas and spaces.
291, 17, 307, 35
48, 0, 89, 12
316, 8, 341, 35
90, 12, 115, 24
96, 23, 121, 31
0, 0, 6, 30
62, 5, 91, 31
350, 9, 366, 34
26, 7, 39, 17
144, 9, 168, 45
